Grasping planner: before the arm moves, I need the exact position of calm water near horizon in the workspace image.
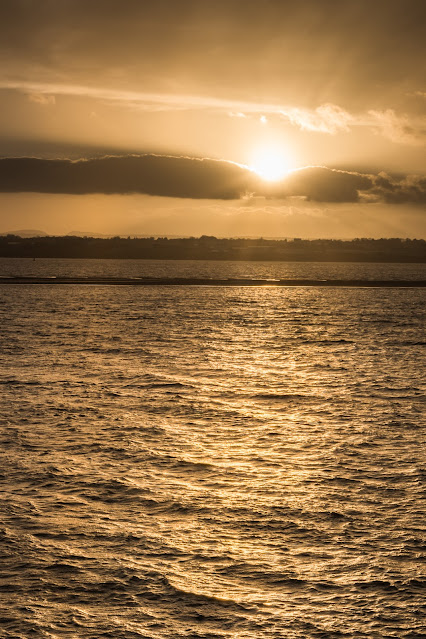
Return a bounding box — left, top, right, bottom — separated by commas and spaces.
1, 259, 425, 638
1, 257, 426, 281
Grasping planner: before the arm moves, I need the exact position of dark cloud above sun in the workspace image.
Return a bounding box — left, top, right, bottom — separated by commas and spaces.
1, 155, 424, 205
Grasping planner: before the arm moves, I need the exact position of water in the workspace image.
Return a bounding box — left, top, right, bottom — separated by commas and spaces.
1, 257, 425, 280
1, 260, 425, 638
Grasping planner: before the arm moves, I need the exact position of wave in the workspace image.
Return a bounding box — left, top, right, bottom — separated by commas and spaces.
353, 578, 426, 592
252, 392, 319, 402
0, 379, 43, 386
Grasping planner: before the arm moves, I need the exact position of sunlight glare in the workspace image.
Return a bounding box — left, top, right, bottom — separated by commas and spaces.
250, 144, 293, 181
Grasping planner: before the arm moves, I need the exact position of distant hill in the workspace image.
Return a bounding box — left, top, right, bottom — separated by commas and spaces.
0, 229, 48, 237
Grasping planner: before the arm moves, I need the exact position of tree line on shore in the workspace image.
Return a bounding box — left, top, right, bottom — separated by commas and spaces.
1, 235, 425, 262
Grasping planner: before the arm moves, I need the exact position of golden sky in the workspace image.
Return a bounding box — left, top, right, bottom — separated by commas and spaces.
0, 0, 425, 238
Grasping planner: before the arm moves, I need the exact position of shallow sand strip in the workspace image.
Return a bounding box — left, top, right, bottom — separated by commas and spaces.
0, 277, 425, 287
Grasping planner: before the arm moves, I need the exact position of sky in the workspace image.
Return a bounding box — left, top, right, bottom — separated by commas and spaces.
0, 0, 425, 238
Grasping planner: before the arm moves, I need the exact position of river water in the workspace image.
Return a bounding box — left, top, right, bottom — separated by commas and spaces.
1, 259, 425, 638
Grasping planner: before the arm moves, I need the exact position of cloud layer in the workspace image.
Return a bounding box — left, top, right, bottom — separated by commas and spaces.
0, 155, 425, 204
1, 0, 425, 112
3, 80, 425, 146
0, 156, 252, 199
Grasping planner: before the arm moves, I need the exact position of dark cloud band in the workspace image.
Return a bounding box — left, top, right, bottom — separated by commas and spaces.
0, 155, 424, 204
0, 155, 251, 199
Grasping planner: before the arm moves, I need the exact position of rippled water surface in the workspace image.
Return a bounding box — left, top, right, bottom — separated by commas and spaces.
1, 261, 425, 638
1, 257, 425, 280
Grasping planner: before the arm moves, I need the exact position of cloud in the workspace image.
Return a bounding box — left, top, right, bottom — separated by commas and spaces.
0, 155, 425, 205
282, 104, 353, 134
28, 93, 56, 106
370, 172, 426, 204
0, 155, 252, 199
0, 82, 352, 134
277, 167, 373, 202
1, 0, 425, 115
2, 80, 425, 145
368, 109, 426, 146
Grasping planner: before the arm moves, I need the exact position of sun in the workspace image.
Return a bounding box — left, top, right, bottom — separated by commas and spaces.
250, 144, 293, 181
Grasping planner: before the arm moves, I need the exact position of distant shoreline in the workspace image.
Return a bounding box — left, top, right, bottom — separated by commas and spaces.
1, 277, 425, 287
1, 235, 425, 263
